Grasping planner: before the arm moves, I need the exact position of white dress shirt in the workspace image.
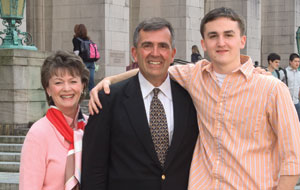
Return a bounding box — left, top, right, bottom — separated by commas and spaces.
138, 72, 174, 145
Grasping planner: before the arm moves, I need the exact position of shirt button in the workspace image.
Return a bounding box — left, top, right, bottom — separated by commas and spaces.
220, 103, 223, 107
162, 174, 166, 180
216, 179, 219, 184
216, 160, 220, 165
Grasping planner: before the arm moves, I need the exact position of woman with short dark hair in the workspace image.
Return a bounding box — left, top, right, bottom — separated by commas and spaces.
19, 50, 89, 190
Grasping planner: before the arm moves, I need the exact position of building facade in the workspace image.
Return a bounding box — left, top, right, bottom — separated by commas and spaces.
7, 0, 299, 81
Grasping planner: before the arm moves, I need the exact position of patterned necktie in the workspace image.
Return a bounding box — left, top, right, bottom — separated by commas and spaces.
149, 88, 169, 167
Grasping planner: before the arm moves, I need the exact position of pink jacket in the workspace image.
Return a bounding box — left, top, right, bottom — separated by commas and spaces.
19, 113, 88, 190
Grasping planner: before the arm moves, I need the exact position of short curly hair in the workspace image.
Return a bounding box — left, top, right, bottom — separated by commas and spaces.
41, 50, 89, 105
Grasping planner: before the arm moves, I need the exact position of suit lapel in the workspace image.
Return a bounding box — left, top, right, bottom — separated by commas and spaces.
164, 79, 189, 170
123, 74, 162, 167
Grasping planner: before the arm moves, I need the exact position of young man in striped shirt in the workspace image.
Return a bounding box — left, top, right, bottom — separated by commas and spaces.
168, 7, 300, 190
89, 8, 300, 190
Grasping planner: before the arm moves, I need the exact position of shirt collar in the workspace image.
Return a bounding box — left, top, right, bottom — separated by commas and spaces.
200, 55, 254, 81
287, 66, 298, 71
138, 72, 172, 101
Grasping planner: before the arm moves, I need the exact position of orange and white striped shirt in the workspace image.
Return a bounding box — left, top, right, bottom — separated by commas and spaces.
169, 55, 300, 190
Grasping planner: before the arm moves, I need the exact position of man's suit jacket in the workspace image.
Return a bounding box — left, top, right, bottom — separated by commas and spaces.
81, 74, 198, 190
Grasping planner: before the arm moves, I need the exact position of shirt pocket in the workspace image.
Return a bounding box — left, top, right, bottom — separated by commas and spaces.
228, 111, 263, 138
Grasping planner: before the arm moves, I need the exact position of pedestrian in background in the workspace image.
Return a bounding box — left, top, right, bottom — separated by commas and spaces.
267, 53, 287, 84
73, 24, 95, 92
286, 53, 300, 121
191, 45, 202, 63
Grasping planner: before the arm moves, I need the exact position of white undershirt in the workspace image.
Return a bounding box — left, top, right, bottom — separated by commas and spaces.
214, 71, 227, 87
74, 50, 79, 56
138, 72, 174, 145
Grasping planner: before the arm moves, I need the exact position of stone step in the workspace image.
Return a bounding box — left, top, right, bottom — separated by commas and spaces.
0, 144, 22, 153
0, 136, 25, 144
0, 172, 19, 190
0, 184, 18, 190
0, 162, 19, 173
0, 152, 20, 162
0, 124, 30, 136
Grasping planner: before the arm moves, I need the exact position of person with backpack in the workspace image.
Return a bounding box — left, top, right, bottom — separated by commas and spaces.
267, 53, 288, 85
286, 53, 300, 121
73, 24, 100, 92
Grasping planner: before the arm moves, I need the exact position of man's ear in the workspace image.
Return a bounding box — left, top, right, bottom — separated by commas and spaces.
240, 35, 246, 49
131, 47, 138, 62
170, 48, 177, 63
201, 39, 207, 52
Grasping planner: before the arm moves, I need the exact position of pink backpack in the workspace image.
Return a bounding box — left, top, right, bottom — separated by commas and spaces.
77, 37, 100, 62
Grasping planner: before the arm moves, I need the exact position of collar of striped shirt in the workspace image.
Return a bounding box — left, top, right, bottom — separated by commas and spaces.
200, 55, 254, 81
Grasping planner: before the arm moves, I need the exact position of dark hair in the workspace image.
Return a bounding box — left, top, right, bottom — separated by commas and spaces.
74, 24, 90, 40
267, 53, 281, 63
200, 7, 246, 38
192, 45, 200, 54
133, 17, 175, 48
289, 53, 300, 62
41, 50, 89, 105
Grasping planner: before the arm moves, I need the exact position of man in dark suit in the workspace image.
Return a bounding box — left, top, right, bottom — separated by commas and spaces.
81, 17, 198, 190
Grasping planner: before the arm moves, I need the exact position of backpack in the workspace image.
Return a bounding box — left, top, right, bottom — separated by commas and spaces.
275, 68, 288, 86
77, 37, 100, 62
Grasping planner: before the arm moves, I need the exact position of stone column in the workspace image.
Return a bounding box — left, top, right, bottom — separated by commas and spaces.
103, 0, 130, 77
0, 49, 49, 135
26, 0, 47, 51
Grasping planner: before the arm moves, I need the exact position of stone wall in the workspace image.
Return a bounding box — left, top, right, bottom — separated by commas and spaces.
245, 0, 261, 64
27, 0, 130, 83
21, 0, 300, 75
261, 0, 298, 67
0, 49, 50, 135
